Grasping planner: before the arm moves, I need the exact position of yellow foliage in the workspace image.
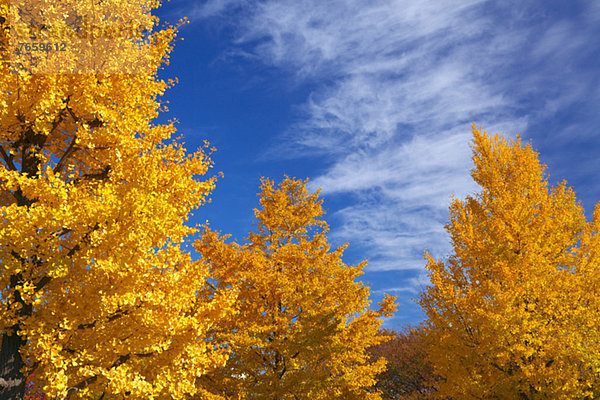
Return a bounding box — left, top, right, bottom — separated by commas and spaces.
195, 177, 397, 399
419, 125, 600, 398
0, 0, 235, 398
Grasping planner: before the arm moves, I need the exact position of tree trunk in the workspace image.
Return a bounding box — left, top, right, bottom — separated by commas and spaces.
0, 329, 26, 399
0, 273, 33, 400
0, 128, 46, 399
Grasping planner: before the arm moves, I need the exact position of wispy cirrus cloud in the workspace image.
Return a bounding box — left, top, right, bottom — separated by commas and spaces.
222, 0, 529, 270
187, 0, 243, 19
188, 0, 600, 321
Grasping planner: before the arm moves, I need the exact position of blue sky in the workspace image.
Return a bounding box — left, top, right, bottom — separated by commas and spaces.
153, 0, 600, 328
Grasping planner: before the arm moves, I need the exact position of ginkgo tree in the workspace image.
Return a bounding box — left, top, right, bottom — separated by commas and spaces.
195, 177, 397, 400
0, 0, 236, 398
419, 125, 600, 399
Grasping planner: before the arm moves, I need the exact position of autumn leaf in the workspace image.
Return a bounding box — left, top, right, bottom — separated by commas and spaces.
195, 177, 397, 400
0, 0, 235, 398
418, 125, 600, 398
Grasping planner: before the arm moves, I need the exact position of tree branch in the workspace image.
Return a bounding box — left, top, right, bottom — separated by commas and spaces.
0, 145, 17, 171
48, 107, 68, 136
72, 165, 111, 186
53, 135, 78, 175
62, 351, 154, 399
66, 223, 100, 257
76, 302, 143, 330
34, 276, 51, 292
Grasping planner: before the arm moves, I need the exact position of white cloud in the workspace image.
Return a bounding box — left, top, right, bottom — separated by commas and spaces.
207, 0, 525, 272
188, 0, 600, 310
188, 0, 243, 20
373, 272, 430, 295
